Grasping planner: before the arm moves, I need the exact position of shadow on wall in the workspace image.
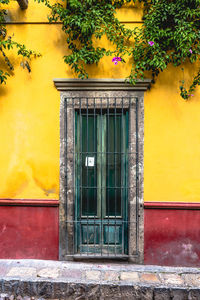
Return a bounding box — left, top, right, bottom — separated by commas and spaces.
0, 84, 9, 99
149, 62, 200, 98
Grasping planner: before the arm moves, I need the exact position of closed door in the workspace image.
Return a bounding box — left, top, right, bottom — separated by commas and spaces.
75, 108, 129, 256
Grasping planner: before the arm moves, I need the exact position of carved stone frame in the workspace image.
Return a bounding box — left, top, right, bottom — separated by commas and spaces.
54, 79, 150, 262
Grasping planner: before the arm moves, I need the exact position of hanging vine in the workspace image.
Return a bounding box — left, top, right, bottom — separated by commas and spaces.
20, 0, 200, 99
1, 0, 199, 99
0, 0, 40, 84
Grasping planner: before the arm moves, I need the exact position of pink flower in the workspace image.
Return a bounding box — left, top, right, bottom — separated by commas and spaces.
148, 41, 154, 46
112, 57, 122, 65
189, 49, 192, 54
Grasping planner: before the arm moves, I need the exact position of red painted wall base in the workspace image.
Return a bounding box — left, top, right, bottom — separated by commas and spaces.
0, 200, 59, 260
144, 203, 200, 267
1, 200, 200, 266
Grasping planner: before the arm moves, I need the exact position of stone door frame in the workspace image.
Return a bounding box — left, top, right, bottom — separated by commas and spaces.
54, 78, 150, 262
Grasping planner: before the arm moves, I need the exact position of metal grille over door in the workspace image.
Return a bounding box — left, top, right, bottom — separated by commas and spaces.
64, 97, 139, 258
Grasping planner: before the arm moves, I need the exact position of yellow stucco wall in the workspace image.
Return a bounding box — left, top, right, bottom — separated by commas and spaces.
0, 0, 200, 202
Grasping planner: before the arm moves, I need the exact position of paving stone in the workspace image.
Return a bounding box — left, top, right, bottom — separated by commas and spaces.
100, 285, 121, 299
61, 269, 82, 280
28, 282, 38, 297
21, 282, 32, 298
7, 268, 36, 278
0, 266, 8, 277
0, 294, 9, 300
37, 282, 53, 298
103, 272, 119, 282
86, 284, 100, 299
188, 289, 200, 300
1, 280, 10, 294
120, 286, 153, 300
161, 273, 184, 285
140, 286, 153, 300
37, 269, 59, 279
154, 288, 171, 300
184, 274, 200, 286
120, 272, 139, 282
73, 283, 100, 300
139, 287, 154, 300
85, 271, 101, 281
52, 282, 67, 299
170, 288, 188, 300
188, 289, 200, 299
140, 273, 160, 283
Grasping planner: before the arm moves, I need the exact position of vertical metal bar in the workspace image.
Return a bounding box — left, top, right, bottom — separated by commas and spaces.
97, 112, 100, 253
74, 103, 76, 255
86, 97, 89, 255
125, 100, 129, 255
127, 97, 131, 256
107, 97, 110, 255
93, 97, 96, 255
121, 97, 124, 255
72, 97, 75, 256
114, 97, 117, 256
64, 97, 68, 255
74, 103, 78, 255
100, 97, 103, 256
135, 97, 139, 253
79, 98, 82, 255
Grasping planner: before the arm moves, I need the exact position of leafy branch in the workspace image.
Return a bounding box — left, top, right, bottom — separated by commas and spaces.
0, 0, 41, 84
37, 0, 200, 99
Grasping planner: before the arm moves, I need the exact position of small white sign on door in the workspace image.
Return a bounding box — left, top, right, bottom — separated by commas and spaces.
85, 156, 95, 167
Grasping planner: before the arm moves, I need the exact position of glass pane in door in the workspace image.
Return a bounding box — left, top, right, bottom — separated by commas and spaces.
81, 115, 97, 216
106, 114, 122, 216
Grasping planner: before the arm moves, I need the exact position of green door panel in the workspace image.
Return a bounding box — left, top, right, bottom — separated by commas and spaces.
75, 110, 129, 255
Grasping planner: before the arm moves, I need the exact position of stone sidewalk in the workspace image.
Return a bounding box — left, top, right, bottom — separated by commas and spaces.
0, 259, 200, 299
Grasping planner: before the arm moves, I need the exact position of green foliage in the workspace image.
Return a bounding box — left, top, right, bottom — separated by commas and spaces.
0, 0, 40, 84
39, 0, 200, 98
131, 0, 200, 99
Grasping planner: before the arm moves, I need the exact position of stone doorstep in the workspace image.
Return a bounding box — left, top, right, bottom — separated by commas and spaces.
5, 267, 200, 288
1, 260, 200, 299
3, 270, 200, 288
159, 273, 184, 286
